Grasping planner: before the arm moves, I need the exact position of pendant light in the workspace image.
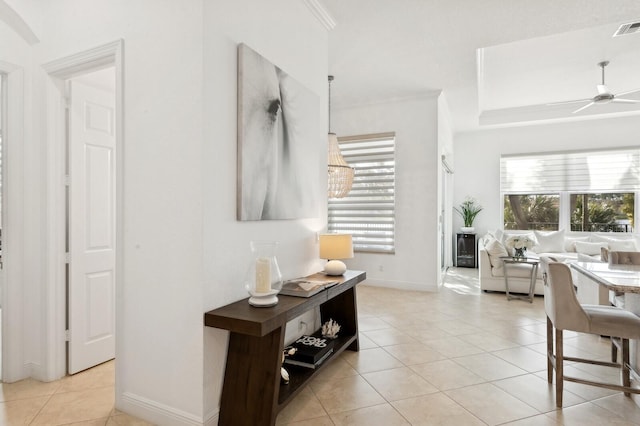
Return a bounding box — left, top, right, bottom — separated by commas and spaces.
327, 75, 354, 198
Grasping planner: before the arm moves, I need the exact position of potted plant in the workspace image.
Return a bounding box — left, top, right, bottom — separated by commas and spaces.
455, 197, 483, 232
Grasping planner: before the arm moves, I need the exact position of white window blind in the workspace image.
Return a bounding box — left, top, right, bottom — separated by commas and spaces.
501, 148, 640, 193
328, 133, 395, 254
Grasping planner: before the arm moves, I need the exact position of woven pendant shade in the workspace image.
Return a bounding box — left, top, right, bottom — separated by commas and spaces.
328, 133, 354, 198
327, 75, 354, 199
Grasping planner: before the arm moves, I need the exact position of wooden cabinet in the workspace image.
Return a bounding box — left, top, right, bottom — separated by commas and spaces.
204, 270, 366, 426
456, 233, 476, 268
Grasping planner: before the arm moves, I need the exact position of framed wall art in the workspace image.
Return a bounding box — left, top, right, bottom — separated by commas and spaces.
237, 43, 320, 221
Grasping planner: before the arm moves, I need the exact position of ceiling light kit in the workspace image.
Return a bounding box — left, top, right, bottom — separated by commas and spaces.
547, 61, 640, 113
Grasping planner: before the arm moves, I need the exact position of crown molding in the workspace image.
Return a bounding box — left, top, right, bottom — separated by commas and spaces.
303, 0, 336, 30
0, 0, 39, 45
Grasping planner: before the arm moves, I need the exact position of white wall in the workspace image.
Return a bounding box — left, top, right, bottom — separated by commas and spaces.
332, 95, 441, 291
437, 93, 454, 277
0, 1, 330, 424
28, 1, 207, 422
0, 15, 32, 382
454, 115, 640, 239
202, 1, 328, 421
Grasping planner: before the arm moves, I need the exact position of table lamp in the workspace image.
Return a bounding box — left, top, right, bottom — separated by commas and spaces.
319, 234, 354, 275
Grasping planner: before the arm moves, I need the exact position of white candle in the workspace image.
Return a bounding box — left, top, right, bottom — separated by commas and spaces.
255, 258, 271, 293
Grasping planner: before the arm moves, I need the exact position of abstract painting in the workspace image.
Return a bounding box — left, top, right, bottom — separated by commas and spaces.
237, 43, 320, 221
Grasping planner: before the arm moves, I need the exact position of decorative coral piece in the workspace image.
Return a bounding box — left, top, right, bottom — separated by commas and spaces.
321, 319, 341, 339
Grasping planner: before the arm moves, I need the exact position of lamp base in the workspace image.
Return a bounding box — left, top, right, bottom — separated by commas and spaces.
324, 260, 347, 276
248, 289, 279, 307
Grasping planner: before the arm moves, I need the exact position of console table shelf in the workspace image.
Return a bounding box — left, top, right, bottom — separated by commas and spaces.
204, 270, 366, 426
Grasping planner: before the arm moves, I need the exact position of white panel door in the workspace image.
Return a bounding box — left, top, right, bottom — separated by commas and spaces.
68, 80, 116, 374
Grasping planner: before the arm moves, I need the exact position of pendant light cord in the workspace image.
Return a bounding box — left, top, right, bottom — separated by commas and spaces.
328, 75, 334, 133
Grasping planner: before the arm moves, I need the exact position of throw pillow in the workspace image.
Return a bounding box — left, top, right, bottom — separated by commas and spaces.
608, 239, 637, 251
575, 241, 608, 256
589, 235, 638, 251
533, 229, 565, 253
485, 238, 508, 270
564, 236, 589, 252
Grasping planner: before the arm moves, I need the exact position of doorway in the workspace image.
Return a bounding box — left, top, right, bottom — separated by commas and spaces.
66, 68, 116, 374
43, 40, 123, 382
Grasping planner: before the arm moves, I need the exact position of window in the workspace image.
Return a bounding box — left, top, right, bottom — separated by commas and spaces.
328, 133, 395, 253
504, 194, 559, 230
570, 193, 634, 232
501, 148, 639, 232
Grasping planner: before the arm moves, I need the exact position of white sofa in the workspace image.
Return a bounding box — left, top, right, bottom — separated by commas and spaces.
478, 229, 638, 295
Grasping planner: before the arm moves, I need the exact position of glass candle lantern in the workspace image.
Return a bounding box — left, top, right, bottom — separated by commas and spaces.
245, 241, 283, 307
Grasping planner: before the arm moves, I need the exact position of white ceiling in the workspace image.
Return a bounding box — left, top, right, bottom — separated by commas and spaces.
322, 0, 640, 133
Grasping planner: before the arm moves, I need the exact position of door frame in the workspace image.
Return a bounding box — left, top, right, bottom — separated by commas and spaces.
42, 40, 124, 382
0, 60, 26, 383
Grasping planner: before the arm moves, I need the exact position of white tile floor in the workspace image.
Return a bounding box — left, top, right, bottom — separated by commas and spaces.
277, 267, 640, 425
4, 267, 640, 425
0, 360, 150, 425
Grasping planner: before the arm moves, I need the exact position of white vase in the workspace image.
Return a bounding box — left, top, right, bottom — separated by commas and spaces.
461, 226, 475, 233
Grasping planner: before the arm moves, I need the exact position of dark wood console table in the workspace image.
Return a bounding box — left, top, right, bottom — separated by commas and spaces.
204, 270, 366, 426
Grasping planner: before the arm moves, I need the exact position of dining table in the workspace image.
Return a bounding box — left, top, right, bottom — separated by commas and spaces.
571, 261, 640, 404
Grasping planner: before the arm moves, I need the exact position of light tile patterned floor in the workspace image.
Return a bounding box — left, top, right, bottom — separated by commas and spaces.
277, 267, 640, 425
4, 267, 640, 425
0, 360, 150, 425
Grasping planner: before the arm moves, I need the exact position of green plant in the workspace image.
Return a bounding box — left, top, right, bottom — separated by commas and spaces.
455, 197, 483, 227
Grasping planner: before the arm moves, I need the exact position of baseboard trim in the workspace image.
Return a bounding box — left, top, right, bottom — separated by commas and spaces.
204, 408, 220, 426
25, 362, 45, 382
362, 279, 438, 292
120, 392, 205, 426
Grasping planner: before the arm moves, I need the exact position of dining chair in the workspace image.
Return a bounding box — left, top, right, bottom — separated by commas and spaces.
609, 250, 640, 265
608, 251, 640, 362
541, 256, 640, 407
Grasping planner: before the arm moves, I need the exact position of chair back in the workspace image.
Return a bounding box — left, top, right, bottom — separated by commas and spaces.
609, 251, 640, 266
540, 257, 589, 332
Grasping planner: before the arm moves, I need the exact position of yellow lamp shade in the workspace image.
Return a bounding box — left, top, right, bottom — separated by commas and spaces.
319, 234, 354, 259
319, 234, 353, 275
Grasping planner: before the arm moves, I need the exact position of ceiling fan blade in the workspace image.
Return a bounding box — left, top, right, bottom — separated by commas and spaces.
572, 102, 595, 114
546, 98, 592, 106
611, 98, 640, 104
616, 88, 640, 97
597, 84, 610, 95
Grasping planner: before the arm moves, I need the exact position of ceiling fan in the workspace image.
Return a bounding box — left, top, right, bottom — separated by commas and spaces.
548, 61, 640, 113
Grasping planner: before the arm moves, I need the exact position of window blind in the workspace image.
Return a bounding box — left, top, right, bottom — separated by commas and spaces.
501, 148, 640, 194
328, 133, 395, 254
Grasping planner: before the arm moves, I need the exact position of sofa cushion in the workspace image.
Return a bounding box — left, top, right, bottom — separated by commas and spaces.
575, 241, 608, 256
533, 229, 565, 253
537, 252, 579, 263
490, 260, 544, 279
577, 253, 603, 262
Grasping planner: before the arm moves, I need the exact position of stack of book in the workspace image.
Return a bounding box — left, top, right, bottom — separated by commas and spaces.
284, 331, 335, 369
280, 278, 339, 298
